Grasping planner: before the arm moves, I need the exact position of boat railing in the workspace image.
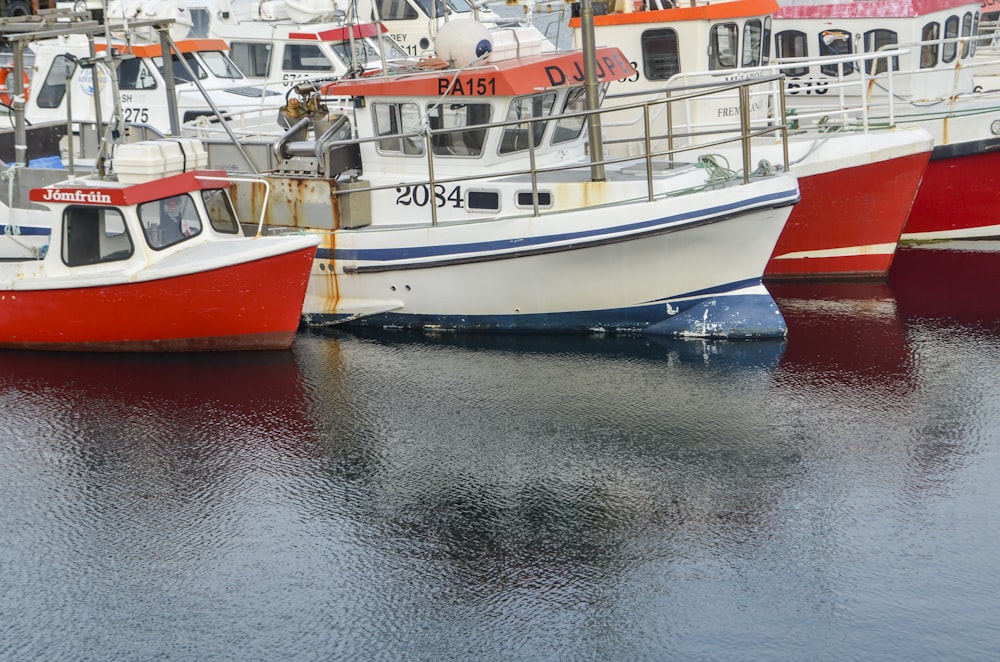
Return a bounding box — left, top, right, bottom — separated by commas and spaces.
252, 72, 792, 226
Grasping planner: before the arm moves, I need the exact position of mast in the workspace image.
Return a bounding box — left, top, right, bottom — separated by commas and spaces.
578, 0, 605, 182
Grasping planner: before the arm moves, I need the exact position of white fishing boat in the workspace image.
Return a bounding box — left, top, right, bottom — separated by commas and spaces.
184, 20, 800, 338
22, 10, 285, 141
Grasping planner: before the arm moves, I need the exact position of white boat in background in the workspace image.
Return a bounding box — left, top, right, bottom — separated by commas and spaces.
22, 11, 284, 141
184, 22, 800, 338
105, 0, 414, 90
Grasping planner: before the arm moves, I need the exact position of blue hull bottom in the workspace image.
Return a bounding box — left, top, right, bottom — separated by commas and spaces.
302, 291, 787, 340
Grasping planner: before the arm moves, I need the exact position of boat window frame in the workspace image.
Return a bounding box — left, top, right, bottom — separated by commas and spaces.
373, 0, 419, 21
863, 29, 899, 75
742, 19, 764, 68
372, 101, 426, 157
137, 192, 204, 251
34, 53, 75, 109
201, 189, 242, 235
943, 15, 960, 63
229, 41, 273, 78
283, 43, 335, 72
117, 56, 159, 91
552, 86, 589, 145
961, 11, 975, 59
774, 29, 809, 77
498, 91, 557, 156
425, 101, 492, 158
640, 27, 680, 81
920, 22, 940, 69
61, 206, 134, 267
709, 22, 740, 70
818, 29, 855, 77
515, 190, 552, 210
465, 188, 501, 213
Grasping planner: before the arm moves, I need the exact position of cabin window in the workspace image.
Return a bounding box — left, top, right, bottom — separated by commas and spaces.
35, 54, 75, 109
971, 13, 980, 56
980, 11, 1000, 48
198, 51, 243, 79
961, 12, 975, 58
138, 194, 203, 250
373, 0, 418, 20
863, 29, 898, 75
818, 29, 854, 76
943, 15, 959, 63
515, 191, 552, 209
373, 102, 425, 156
155, 52, 209, 83
640, 28, 680, 81
202, 189, 241, 235
499, 92, 556, 155
466, 189, 500, 212
426, 102, 491, 157
552, 87, 588, 145
118, 58, 158, 90
921, 23, 940, 69
709, 23, 739, 70
230, 42, 272, 78
775, 30, 808, 77
741, 20, 763, 67
62, 207, 133, 266
762, 17, 772, 64
283, 44, 333, 72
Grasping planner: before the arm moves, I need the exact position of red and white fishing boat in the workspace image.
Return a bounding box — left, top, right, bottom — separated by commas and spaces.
771, 0, 1000, 242
569, 0, 933, 279
0, 138, 319, 351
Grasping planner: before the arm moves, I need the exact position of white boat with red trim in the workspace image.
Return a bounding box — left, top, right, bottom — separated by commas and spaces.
186, 31, 800, 338
772, 0, 1000, 242
567, 0, 933, 279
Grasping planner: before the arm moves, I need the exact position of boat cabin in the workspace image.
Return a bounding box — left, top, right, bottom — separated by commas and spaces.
772, 0, 983, 98
106, 0, 414, 90
25, 32, 283, 136
570, 0, 775, 85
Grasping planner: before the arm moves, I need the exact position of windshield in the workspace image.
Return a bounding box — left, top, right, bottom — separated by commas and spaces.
197, 51, 244, 79
154, 51, 244, 82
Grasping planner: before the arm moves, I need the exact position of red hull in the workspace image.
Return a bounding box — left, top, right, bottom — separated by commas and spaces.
0, 246, 316, 352
765, 151, 929, 280
903, 150, 1000, 240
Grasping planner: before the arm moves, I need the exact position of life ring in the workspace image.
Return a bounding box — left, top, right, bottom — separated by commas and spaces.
0, 67, 30, 106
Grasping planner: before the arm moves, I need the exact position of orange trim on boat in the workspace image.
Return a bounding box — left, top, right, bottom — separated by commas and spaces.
95, 39, 230, 58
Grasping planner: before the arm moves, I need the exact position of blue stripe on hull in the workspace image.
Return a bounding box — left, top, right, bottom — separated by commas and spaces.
302, 290, 787, 339
316, 187, 800, 264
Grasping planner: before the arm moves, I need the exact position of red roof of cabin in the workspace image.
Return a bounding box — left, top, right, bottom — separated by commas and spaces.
776, 0, 979, 20
570, 0, 779, 28
321, 47, 635, 98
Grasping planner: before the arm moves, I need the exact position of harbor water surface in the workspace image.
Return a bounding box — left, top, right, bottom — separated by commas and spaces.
2, 242, 1000, 660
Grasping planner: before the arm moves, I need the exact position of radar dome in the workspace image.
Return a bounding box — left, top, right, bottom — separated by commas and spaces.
434, 19, 493, 67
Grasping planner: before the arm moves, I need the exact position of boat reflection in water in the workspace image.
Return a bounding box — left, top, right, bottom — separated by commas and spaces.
891, 240, 1000, 329
4, 252, 1000, 659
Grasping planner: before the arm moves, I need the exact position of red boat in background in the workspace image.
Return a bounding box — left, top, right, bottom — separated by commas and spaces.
0, 138, 319, 352
569, 0, 932, 280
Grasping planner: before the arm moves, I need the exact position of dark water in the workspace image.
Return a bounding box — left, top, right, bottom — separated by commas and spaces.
3, 242, 1000, 661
